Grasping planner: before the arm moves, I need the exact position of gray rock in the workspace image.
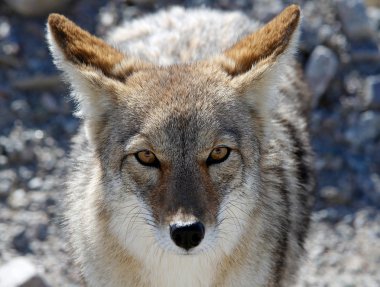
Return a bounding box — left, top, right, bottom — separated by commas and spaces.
367, 6, 380, 30
18, 167, 33, 181
299, 1, 325, 52
28, 178, 43, 190
10, 100, 30, 118
344, 71, 362, 95
350, 40, 380, 62
0, 155, 8, 166
305, 45, 339, 105
4, 0, 71, 17
63, 118, 79, 135
353, 208, 376, 229
320, 185, 352, 205
7, 189, 29, 209
336, 0, 374, 40
251, 0, 283, 22
11, 75, 64, 91
0, 179, 12, 198
312, 208, 344, 223
364, 75, 380, 109
0, 170, 17, 199
0, 18, 10, 39
0, 257, 48, 287
345, 111, 380, 147
40, 94, 59, 113
0, 134, 36, 165
12, 230, 31, 254
35, 224, 48, 241
128, 0, 155, 5
366, 173, 380, 205
318, 24, 334, 44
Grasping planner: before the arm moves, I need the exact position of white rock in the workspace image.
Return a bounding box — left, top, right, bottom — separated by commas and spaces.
0, 257, 47, 287
7, 189, 28, 209
305, 45, 339, 105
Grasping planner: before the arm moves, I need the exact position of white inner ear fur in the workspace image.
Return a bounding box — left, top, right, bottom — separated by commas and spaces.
46, 24, 122, 145
230, 24, 300, 139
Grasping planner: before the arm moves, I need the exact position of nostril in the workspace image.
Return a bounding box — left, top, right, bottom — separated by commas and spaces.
170, 221, 205, 251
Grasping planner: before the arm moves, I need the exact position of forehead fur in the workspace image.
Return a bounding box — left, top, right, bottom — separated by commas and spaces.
110, 64, 250, 150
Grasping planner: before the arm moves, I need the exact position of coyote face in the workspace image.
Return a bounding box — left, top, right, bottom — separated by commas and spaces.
48, 5, 313, 286
101, 64, 263, 255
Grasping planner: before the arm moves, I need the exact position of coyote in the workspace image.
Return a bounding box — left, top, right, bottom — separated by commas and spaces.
47, 5, 314, 287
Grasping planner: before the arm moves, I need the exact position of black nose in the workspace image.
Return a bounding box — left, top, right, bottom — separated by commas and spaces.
170, 222, 205, 250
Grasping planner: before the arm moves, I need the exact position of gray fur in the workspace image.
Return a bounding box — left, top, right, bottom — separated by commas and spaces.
49, 6, 314, 287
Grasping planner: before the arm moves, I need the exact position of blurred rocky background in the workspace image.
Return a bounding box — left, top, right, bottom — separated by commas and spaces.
0, 0, 379, 286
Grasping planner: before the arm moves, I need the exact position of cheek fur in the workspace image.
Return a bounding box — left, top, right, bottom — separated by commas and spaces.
208, 151, 244, 191
121, 156, 160, 191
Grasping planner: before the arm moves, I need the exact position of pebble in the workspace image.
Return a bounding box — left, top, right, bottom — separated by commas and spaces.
10, 100, 30, 118
0, 155, 8, 166
366, 173, 380, 205
312, 208, 344, 223
305, 45, 339, 105
35, 223, 48, 241
12, 230, 31, 254
251, 0, 283, 22
28, 178, 43, 191
345, 111, 380, 147
320, 185, 352, 205
350, 39, 380, 62
41, 93, 59, 113
335, 0, 374, 40
4, 0, 71, 17
11, 75, 64, 91
0, 257, 48, 287
0, 18, 11, 39
367, 6, 380, 30
0, 170, 16, 199
7, 189, 29, 209
364, 75, 380, 109
18, 166, 34, 181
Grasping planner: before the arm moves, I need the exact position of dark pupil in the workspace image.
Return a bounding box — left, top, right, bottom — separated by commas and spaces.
214, 148, 223, 157
144, 151, 152, 160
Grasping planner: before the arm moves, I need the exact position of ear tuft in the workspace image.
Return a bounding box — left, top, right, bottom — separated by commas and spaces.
47, 13, 124, 80
224, 4, 300, 76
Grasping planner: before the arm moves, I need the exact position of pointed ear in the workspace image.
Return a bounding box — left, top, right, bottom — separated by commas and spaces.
46, 14, 149, 119
216, 5, 301, 113
46, 14, 150, 145
47, 13, 126, 80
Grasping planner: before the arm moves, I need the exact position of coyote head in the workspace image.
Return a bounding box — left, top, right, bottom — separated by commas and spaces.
47, 5, 300, 259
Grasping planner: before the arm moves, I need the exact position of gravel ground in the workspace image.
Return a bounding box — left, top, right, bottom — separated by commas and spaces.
0, 0, 379, 286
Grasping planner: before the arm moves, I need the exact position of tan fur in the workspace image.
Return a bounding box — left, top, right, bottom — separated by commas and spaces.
47, 5, 314, 287
48, 13, 124, 79
224, 4, 300, 76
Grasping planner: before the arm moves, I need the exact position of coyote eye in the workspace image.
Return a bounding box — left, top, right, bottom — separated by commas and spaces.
206, 147, 230, 165
135, 150, 160, 168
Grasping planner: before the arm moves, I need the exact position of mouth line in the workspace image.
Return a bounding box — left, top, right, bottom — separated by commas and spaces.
163, 244, 206, 256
